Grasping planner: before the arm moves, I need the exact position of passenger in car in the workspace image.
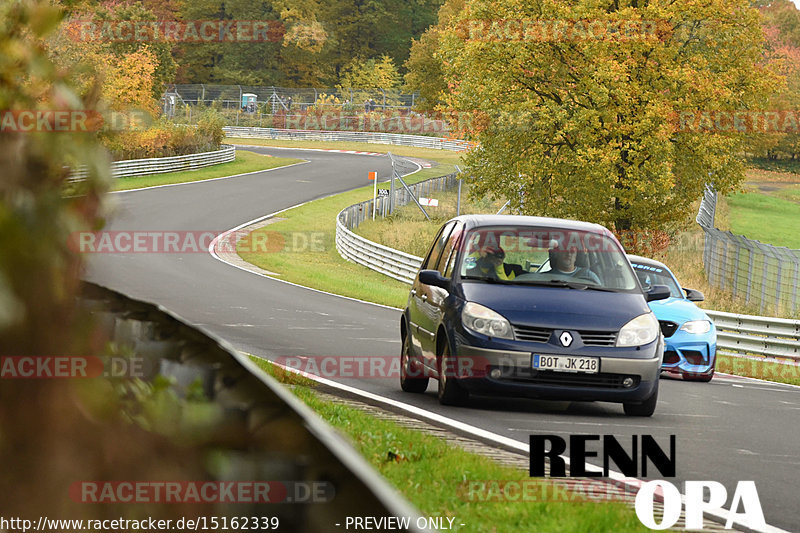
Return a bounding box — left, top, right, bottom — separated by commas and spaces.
548, 241, 602, 284
465, 246, 516, 280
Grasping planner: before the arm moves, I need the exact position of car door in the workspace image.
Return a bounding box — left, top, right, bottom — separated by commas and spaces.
424, 221, 463, 366
409, 221, 456, 364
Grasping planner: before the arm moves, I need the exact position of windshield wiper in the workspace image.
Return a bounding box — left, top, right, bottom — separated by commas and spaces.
515, 279, 616, 291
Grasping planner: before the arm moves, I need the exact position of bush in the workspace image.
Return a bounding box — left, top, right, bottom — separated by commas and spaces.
100, 110, 225, 160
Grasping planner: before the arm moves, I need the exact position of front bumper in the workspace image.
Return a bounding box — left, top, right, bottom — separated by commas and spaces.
660, 334, 717, 377
451, 341, 661, 403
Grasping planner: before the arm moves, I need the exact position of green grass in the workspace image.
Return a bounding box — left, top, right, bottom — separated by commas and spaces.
237, 168, 454, 308
774, 183, 800, 203
250, 353, 652, 529
717, 354, 800, 386
236, 140, 461, 308
725, 192, 800, 249
226, 137, 466, 166
283, 383, 651, 533
247, 354, 318, 387
112, 150, 304, 191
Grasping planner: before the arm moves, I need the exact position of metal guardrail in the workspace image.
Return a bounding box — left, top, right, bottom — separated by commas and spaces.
69, 145, 235, 181
224, 126, 472, 152
696, 185, 800, 314
336, 222, 423, 284
706, 309, 800, 361
82, 281, 427, 532
335, 171, 457, 283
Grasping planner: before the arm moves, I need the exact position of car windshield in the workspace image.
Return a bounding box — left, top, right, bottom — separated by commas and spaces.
458, 226, 639, 291
630, 262, 683, 298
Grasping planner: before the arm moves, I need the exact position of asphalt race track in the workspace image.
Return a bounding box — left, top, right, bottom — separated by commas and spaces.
86, 145, 800, 532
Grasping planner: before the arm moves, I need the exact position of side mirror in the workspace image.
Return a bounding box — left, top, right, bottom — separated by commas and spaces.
684, 287, 705, 302
419, 269, 449, 290
645, 284, 671, 302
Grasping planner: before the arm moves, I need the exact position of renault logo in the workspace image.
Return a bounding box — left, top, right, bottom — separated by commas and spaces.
559, 331, 573, 347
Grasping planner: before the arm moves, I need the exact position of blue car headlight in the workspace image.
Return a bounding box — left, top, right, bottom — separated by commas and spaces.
462, 302, 514, 340
680, 320, 712, 335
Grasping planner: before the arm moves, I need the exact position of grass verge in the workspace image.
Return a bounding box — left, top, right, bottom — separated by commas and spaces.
724, 191, 800, 249
246, 356, 650, 533
236, 143, 459, 308
112, 150, 303, 191
716, 354, 800, 386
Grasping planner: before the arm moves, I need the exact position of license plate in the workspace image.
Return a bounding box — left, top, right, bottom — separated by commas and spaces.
533, 354, 599, 374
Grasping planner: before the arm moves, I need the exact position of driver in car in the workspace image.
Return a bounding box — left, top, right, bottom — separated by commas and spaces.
548, 241, 601, 284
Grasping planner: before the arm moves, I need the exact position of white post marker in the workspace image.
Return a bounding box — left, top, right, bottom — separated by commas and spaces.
369, 171, 377, 220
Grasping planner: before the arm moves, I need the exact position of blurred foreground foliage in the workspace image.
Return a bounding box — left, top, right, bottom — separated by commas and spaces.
0, 0, 213, 520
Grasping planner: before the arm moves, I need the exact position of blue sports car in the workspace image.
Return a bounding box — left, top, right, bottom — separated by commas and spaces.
627, 255, 717, 382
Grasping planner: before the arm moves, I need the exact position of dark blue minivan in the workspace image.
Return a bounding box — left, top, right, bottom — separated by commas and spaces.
399, 215, 670, 416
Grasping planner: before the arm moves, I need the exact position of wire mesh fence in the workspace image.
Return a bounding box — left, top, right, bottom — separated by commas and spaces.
163, 84, 418, 114
697, 185, 800, 314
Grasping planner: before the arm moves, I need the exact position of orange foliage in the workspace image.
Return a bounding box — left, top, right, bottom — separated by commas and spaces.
102, 47, 158, 112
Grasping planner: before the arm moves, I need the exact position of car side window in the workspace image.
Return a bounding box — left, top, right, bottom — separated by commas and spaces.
440, 223, 463, 277
422, 221, 455, 271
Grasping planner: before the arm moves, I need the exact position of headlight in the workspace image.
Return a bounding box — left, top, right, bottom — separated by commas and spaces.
680, 320, 712, 334
617, 313, 659, 347
462, 302, 514, 340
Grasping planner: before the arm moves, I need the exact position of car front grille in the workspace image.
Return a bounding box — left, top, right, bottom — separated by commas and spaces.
577, 330, 617, 347
504, 369, 640, 389
659, 321, 679, 338
512, 325, 551, 343
512, 325, 617, 346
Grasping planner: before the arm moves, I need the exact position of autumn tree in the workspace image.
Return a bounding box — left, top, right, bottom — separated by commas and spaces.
173, 0, 443, 86
404, 0, 464, 111
56, 2, 176, 100
750, 0, 800, 160
437, 0, 779, 238
338, 55, 401, 89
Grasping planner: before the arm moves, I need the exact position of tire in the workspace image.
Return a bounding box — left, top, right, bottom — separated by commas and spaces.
400, 333, 429, 393
437, 342, 468, 406
623, 380, 658, 417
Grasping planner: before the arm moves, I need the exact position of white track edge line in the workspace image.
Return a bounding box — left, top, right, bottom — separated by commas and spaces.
267, 360, 787, 533
207, 155, 423, 311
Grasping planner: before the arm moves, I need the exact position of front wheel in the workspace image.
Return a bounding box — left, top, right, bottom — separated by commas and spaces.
623, 380, 658, 417
400, 333, 429, 393
437, 342, 468, 406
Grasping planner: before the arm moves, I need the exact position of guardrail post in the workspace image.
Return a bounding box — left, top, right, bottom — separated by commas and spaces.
775, 252, 783, 311
732, 237, 742, 298
793, 258, 798, 314
759, 246, 768, 314
746, 244, 754, 304
720, 234, 729, 290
